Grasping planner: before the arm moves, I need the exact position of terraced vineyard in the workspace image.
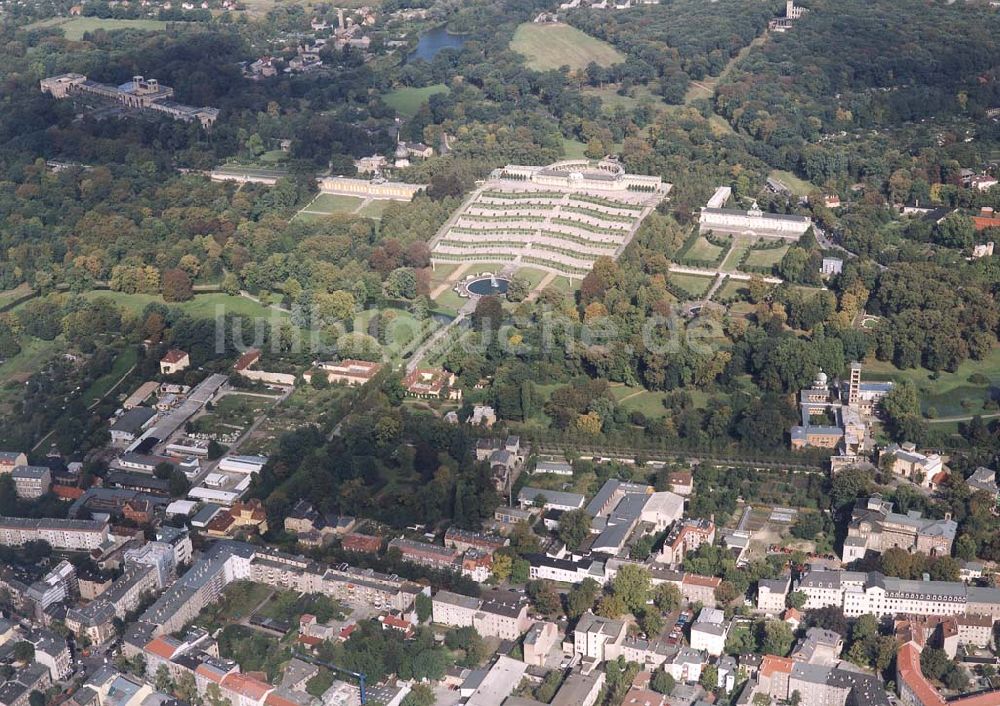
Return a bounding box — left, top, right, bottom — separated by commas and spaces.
431, 165, 668, 277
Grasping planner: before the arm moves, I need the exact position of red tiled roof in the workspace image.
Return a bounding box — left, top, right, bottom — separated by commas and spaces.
974, 216, 1000, 231
623, 687, 667, 706
52, 485, 84, 500
952, 692, 1000, 706
144, 637, 177, 660
343, 533, 381, 552
265, 692, 301, 706
222, 673, 272, 700
195, 663, 226, 683
339, 624, 358, 639
760, 655, 794, 678
297, 635, 322, 648
897, 642, 946, 706
683, 573, 721, 587
161, 349, 188, 363
234, 348, 261, 372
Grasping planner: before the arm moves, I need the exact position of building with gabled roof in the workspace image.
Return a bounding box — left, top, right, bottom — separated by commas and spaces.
160, 350, 190, 375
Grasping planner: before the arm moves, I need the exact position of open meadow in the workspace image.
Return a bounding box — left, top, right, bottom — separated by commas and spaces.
29, 17, 174, 40
510, 23, 624, 71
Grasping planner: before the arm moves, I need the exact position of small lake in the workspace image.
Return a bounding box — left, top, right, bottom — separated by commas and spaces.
409, 26, 467, 62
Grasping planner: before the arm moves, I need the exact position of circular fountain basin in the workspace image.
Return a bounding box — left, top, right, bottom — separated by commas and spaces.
466, 276, 510, 296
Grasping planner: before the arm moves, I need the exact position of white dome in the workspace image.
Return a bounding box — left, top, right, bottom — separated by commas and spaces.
814, 370, 828, 387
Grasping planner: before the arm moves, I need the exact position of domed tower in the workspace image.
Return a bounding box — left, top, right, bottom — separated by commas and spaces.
813, 369, 828, 389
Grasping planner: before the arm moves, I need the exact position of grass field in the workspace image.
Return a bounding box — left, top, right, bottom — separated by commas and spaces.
669, 273, 714, 298
299, 193, 363, 216
714, 278, 751, 302
862, 347, 1000, 418
82, 347, 138, 408
683, 236, 728, 262
80, 290, 291, 322
510, 23, 624, 72
722, 240, 753, 271
433, 288, 466, 315
193, 393, 276, 440
357, 199, 394, 220
194, 581, 273, 633
562, 138, 588, 159
610, 384, 712, 419
744, 244, 789, 269
581, 85, 668, 113
384, 84, 450, 117
0, 284, 33, 310
29, 16, 173, 40
769, 169, 815, 198
430, 263, 460, 289
0, 337, 63, 412
514, 267, 549, 291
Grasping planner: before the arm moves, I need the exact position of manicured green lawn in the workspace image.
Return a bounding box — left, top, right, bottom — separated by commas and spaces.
669, 273, 714, 297
744, 244, 789, 268
862, 347, 1000, 418
514, 267, 549, 290
384, 84, 450, 117
543, 273, 579, 296
430, 263, 460, 288
29, 16, 174, 40
714, 278, 751, 301
357, 199, 394, 220
81, 290, 290, 322
82, 346, 138, 407
511, 23, 624, 71
683, 236, 727, 262
769, 169, 816, 198
433, 288, 465, 315
300, 193, 363, 215
722, 240, 752, 271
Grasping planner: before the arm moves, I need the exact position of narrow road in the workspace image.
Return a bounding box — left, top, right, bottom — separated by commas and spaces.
668, 263, 783, 284
526, 272, 558, 302
405, 299, 476, 374
926, 412, 1000, 424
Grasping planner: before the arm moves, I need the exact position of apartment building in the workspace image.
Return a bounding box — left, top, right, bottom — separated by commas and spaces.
444, 527, 509, 554
388, 537, 461, 570
658, 519, 716, 565
527, 553, 608, 584
12, 465, 51, 499
757, 576, 791, 615
574, 612, 627, 662
523, 621, 559, 667
431, 589, 532, 639
123, 541, 425, 658
843, 495, 956, 562
690, 608, 728, 656
66, 565, 159, 643
29, 629, 73, 680
797, 570, 1000, 619
0, 516, 109, 551
756, 655, 889, 706
0, 451, 28, 474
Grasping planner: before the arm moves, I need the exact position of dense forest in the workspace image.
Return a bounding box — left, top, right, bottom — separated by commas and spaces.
567, 0, 775, 102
